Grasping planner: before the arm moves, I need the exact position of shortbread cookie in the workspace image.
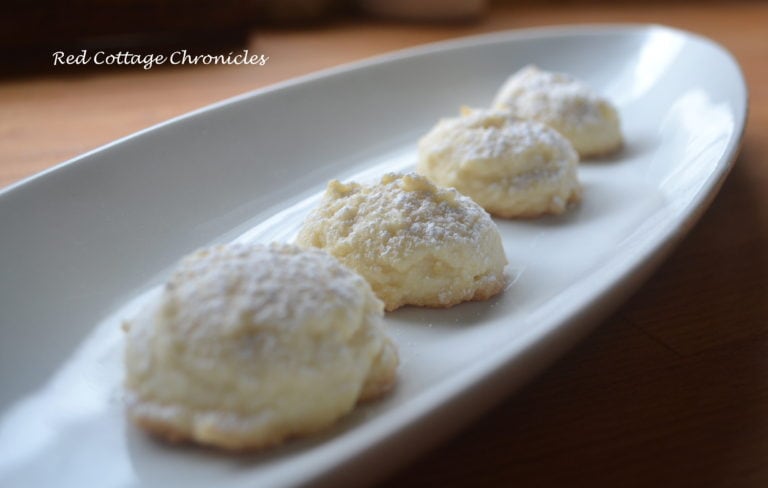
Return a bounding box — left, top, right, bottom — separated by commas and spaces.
124, 243, 398, 451
417, 107, 581, 218
296, 173, 507, 311
493, 65, 622, 157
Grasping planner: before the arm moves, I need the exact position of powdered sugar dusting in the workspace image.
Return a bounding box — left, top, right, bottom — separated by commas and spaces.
166, 243, 376, 337
124, 242, 398, 450
419, 107, 577, 178
316, 173, 494, 259
426, 108, 573, 163
417, 105, 581, 218
295, 172, 507, 310
494, 65, 604, 120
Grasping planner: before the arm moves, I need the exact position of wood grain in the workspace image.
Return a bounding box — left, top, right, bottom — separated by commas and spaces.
2, 2, 767, 486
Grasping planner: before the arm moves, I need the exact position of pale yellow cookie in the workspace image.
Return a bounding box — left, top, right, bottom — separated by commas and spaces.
124, 243, 397, 451
493, 65, 622, 157
296, 173, 507, 311
417, 107, 581, 218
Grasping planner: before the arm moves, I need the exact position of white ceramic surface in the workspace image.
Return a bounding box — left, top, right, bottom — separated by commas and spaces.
0, 25, 747, 488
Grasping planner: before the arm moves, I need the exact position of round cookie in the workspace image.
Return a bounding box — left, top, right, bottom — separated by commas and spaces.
417, 107, 581, 218
124, 243, 398, 451
492, 65, 622, 157
296, 173, 507, 311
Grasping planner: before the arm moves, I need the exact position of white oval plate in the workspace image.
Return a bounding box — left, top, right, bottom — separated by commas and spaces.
0, 24, 746, 488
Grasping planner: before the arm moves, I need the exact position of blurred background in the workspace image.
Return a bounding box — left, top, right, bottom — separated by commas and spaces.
1, 1, 768, 487
3, 0, 490, 74
3, 0, 762, 189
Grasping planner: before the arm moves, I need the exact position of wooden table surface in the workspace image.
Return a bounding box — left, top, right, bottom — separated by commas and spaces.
2, 2, 767, 486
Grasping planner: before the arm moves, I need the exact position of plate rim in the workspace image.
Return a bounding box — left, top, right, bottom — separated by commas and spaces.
0, 22, 749, 487
0, 22, 746, 199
